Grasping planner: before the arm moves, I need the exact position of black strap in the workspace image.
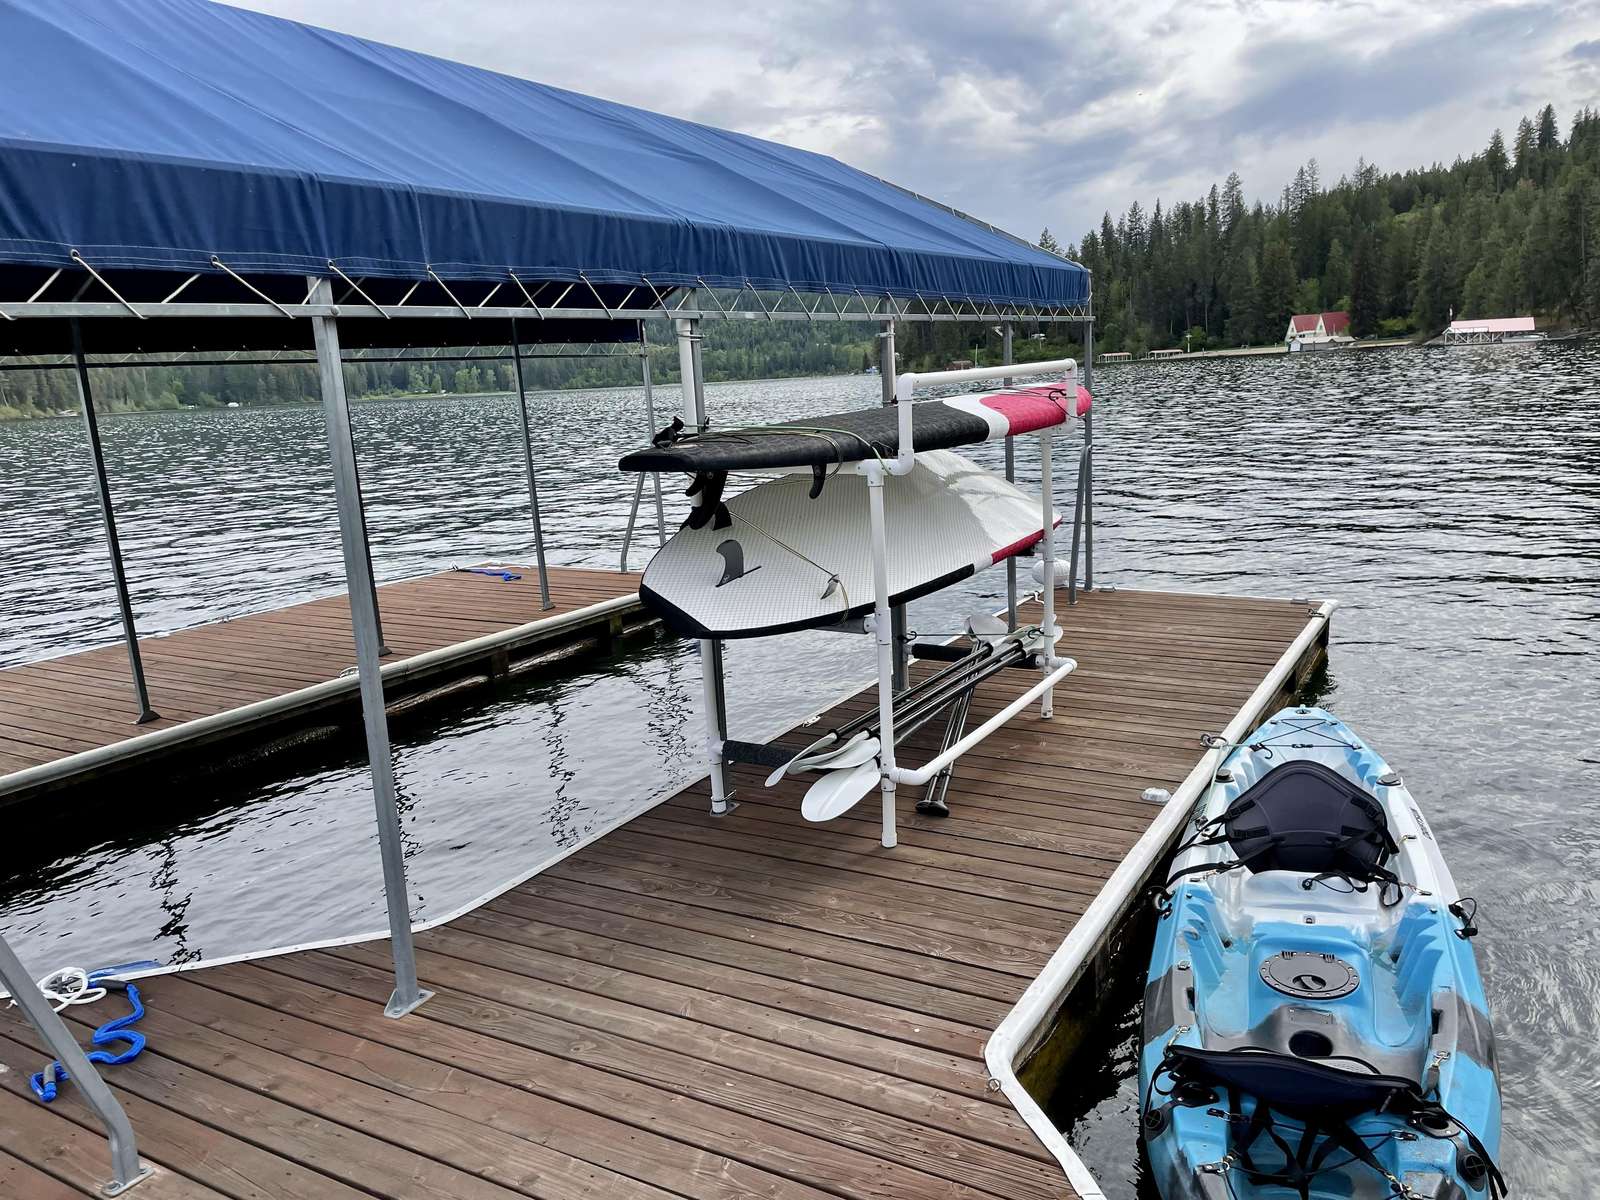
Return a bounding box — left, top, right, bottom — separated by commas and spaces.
683, 470, 731, 530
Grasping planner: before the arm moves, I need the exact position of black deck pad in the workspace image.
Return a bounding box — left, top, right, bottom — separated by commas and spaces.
618, 403, 991, 473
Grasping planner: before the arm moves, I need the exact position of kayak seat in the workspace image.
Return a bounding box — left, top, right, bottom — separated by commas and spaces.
1221, 761, 1398, 877
1163, 1044, 1412, 1116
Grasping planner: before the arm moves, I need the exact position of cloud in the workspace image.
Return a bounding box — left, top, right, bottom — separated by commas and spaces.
232, 0, 1600, 248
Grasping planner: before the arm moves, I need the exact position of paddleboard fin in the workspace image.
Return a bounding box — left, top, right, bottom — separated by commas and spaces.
809, 463, 828, 499
714, 539, 761, 588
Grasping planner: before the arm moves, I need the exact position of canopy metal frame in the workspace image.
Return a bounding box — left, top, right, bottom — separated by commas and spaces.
0, 262, 1092, 327
0, 262, 1093, 1194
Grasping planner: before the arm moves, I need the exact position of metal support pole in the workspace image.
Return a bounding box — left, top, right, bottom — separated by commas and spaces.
640, 337, 667, 547
349, 438, 390, 657
880, 321, 910, 692
1083, 408, 1094, 592
689, 320, 708, 430
0, 934, 152, 1194
677, 317, 731, 815
510, 319, 554, 610
1002, 323, 1018, 631
867, 463, 898, 849
72, 320, 157, 725
308, 277, 429, 1018
1083, 318, 1095, 592
1067, 444, 1088, 607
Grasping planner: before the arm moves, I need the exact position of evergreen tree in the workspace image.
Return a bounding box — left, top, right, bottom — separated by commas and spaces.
1514, 117, 1537, 179
1258, 234, 1298, 340
1412, 216, 1458, 332
1349, 233, 1381, 336
1038, 227, 1062, 254
1485, 130, 1508, 190
1536, 105, 1560, 151
1323, 237, 1351, 307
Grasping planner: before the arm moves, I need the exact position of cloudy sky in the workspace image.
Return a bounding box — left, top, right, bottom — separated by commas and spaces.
239, 0, 1599, 247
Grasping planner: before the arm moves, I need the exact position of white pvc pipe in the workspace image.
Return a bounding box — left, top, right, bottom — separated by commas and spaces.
888, 655, 1076, 788
892, 356, 1078, 474
866, 462, 897, 848
982, 599, 1338, 1199
900, 356, 1078, 390
675, 316, 730, 815
1037, 366, 1066, 716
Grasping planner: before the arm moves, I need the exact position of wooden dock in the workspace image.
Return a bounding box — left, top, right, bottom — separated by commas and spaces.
0, 588, 1328, 1200
0, 565, 643, 803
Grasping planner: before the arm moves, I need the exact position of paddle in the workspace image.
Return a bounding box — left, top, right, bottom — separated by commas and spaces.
800, 761, 881, 822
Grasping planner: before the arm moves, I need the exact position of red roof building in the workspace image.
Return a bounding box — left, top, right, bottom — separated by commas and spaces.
1286, 311, 1353, 347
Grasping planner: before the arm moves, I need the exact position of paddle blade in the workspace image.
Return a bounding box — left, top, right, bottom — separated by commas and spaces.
801, 761, 881, 822
765, 730, 840, 787
796, 734, 879, 774
966, 612, 1009, 643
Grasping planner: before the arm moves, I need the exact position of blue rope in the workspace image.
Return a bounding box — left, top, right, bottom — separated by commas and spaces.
30, 981, 147, 1103
455, 567, 522, 582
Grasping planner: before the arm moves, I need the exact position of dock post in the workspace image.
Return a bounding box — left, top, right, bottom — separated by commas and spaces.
880, 319, 910, 692
308, 276, 430, 1018
640, 325, 667, 547
1002, 322, 1018, 630
509, 319, 555, 611
0, 931, 151, 1193
71, 320, 158, 725
677, 317, 732, 814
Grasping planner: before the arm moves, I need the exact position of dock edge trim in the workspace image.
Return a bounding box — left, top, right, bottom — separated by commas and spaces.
0, 592, 641, 801
982, 596, 1338, 1200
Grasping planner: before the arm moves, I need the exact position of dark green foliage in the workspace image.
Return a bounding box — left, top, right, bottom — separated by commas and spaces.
1069, 105, 1600, 349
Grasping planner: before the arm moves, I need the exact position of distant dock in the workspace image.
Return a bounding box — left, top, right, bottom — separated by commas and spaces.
0, 587, 1330, 1200
0, 565, 644, 804
1097, 336, 1411, 366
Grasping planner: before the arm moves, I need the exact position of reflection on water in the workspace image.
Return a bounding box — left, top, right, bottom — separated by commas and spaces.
2, 344, 1597, 1194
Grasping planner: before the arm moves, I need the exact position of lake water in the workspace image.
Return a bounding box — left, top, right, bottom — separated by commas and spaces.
3, 343, 1597, 1195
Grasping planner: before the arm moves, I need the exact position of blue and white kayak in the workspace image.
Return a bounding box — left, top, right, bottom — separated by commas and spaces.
1140, 707, 1504, 1200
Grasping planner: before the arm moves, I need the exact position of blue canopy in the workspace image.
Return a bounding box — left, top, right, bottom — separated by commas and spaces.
0, 0, 1087, 309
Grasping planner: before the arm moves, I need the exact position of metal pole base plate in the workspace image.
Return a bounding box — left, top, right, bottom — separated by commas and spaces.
134, 709, 160, 725
384, 987, 434, 1019
710, 799, 741, 817
102, 1165, 154, 1196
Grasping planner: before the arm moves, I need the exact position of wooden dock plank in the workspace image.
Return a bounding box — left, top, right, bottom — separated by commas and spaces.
0, 564, 641, 792
0, 588, 1328, 1199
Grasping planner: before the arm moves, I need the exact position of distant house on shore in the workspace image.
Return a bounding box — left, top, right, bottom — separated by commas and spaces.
1441, 316, 1541, 345
1285, 311, 1353, 351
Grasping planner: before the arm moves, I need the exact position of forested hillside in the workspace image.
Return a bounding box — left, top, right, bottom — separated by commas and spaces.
0, 320, 886, 420
1059, 105, 1600, 355
5, 104, 1595, 418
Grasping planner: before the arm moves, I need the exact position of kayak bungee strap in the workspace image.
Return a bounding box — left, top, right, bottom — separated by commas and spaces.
30, 979, 148, 1103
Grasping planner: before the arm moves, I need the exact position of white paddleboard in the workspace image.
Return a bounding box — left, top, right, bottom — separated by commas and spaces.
639, 450, 1057, 639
